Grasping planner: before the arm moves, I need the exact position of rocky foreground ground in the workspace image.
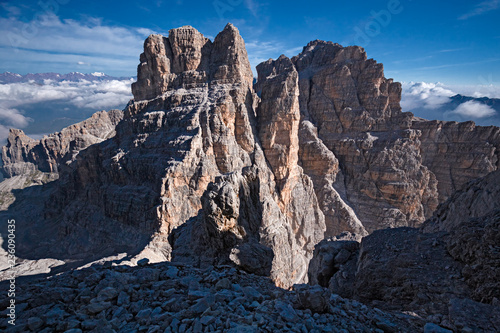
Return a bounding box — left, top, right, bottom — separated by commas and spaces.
0, 260, 428, 333
1, 23, 499, 333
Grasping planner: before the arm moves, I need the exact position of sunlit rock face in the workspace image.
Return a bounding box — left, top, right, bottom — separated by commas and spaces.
1, 23, 499, 290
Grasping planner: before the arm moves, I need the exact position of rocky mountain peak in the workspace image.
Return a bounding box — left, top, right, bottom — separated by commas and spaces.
291, 40, 406, 134
1, 23, 500, 301
132, 23, 252, 102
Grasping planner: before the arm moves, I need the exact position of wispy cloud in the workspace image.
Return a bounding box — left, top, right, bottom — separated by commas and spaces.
392, 55, 433, 65
436, 48, 468, 53
0, 14, 157, 76
390, 48, 469, 67
411, 58, 500, 71
449, 100, 496, 118
458, 0, 499, 20
0, 79, 134, 142
245, 40, 302, 75
0, 3, 21, 17
244, 0, 260, 17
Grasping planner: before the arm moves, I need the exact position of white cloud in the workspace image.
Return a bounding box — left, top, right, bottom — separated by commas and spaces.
0, 79, 133, 109
458, 0, 499, 20
0, 14, 156, 76
401, 82, 455, 111
136, 28, 156, 36
0, 107, 31, 128
245, 40, 303, 77
449, 101, 496, 118
402, 81, 500, 112
401, 81, 500, 126
0, 79, 134, 142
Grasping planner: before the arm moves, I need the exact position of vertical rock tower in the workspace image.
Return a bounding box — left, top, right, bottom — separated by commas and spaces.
2, 24, 499, 289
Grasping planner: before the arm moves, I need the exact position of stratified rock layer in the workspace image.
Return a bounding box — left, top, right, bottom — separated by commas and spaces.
308, 170, 500, 332
414, 119, 500, 202
254, 40, 500, 232
1, 24, 500, 293
1, 110, 123, 178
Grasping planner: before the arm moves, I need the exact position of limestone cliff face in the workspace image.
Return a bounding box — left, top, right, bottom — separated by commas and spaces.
131, 24, 253, 101
413, 119, 500, 202
289, 41, 440, 232
2, 24, 500, 289
307, 170, 500, 332
25, 24, 325, 288
1, 109, 123, 178
256, 54, 367, 237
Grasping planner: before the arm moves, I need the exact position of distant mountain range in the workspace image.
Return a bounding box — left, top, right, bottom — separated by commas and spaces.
405, 93, 500, 127
0, 71, 134, 83
450, 94, 500, 111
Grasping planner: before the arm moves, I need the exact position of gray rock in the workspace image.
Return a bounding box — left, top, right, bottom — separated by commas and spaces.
117, 291, 130, 306
28, 317, 44, 331
97, 287, 119, 302
137, 258, 150, 267
87, 301, 112, 315
423, 323, 453, 333
81, 320, 98, 330
294, 284, 331, 313
200, 315, 216, 326
275, 301, 299, 323
188, 290, 209, 301
334, 249, 351, 265
189, 295, 215, 316
164, 267, 179, 279
44, 306, 69, 326
129, 300, 144, 314
215, 278, 232, 291
135, 308, 153, 324
242, 286, 263, 301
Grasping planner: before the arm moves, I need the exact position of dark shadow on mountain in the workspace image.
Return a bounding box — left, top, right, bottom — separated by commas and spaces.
0, 133, 166, 276
0, 176, 156, 271
169, 167, 274, 278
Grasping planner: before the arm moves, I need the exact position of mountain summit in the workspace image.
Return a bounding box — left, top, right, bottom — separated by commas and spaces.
1, 24, 499, 303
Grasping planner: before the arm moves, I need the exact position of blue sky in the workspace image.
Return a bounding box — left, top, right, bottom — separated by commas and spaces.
0, 0, 499, 86
0, 0, 499, 142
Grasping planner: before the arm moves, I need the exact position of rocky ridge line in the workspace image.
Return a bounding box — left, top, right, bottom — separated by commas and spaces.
0, 24, 499, 292
308, 170, 500, 332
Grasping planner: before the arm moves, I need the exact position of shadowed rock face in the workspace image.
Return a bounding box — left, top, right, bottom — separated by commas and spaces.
413, 119, 500, 202
308, 170, 500, 332
1, 109, 124, 178
1, 24, 500, 291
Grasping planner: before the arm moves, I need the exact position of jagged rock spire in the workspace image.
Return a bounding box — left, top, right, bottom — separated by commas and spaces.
132, 23, 253, 101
